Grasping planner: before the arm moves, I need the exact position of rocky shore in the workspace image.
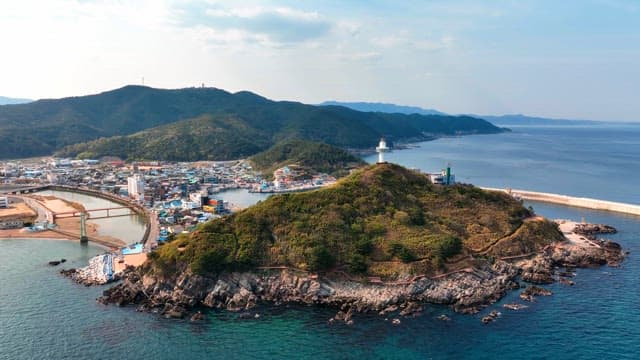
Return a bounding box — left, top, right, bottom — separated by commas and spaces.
61, 253, 118, 286
95, 222, 626, 323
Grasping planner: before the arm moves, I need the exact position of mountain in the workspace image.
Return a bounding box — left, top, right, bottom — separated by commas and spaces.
0, 85, 504, 160
0, 96, 32, 105
150, 163, 560, 277
320, 101, 446, 116
0, 86, 502, 160
248, 139, 366, 178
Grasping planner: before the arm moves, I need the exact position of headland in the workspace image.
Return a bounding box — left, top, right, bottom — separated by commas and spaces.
93, 164, 626, 323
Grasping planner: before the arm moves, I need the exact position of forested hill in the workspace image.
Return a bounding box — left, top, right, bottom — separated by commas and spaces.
248, 139, 366, 178
150, 163, 559, 278
0, 85, 504, 160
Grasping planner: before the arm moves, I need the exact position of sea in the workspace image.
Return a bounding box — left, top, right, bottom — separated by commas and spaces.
1, 123, 639, 359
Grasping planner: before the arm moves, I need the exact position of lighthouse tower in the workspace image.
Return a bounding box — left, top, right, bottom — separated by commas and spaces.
376, 138, 390, 164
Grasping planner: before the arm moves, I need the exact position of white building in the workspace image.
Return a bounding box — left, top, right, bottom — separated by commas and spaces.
376, 138, 390, 164
0, 196, 8, 208
127, 174, 145, 201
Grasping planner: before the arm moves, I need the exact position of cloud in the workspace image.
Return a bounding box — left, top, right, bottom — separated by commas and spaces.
370, 33, 455, 51
174, 3, 332, 46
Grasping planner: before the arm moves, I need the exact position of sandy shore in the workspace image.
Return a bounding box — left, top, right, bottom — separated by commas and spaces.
0, 229, 72, 240
113, 252, 148, 273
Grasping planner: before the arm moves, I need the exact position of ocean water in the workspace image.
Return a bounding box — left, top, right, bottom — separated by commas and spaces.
1, 124, 639, 359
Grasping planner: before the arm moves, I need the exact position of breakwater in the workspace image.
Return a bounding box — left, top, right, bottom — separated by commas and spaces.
482, 187, 640, 216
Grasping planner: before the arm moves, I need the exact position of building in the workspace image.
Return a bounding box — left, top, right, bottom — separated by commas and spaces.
376, 138, 390, 164
127, 174, 145, 202
427, 164, 455, 185
0, 196, 8, 208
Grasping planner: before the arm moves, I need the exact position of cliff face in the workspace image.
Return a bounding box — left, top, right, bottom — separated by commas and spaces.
99, 224, 625, 321
94, 165, 625, 321
101, 261, 521, 319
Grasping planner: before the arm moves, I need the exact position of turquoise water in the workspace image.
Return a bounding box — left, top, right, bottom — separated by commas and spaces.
1, 124, 640, 359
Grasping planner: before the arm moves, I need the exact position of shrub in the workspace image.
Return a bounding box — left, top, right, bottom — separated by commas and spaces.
347, 254, 368, 273
308, 245, 335, 271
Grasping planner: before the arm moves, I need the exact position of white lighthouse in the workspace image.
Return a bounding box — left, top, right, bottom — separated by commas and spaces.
376, 138, 390, 164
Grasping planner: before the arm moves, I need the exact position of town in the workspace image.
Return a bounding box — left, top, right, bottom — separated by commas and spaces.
0, 157, 338, 235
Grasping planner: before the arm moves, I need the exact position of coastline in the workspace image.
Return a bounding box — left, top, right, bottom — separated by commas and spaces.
481, 187, 640, 216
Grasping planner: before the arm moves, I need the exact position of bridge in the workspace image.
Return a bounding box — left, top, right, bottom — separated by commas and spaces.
0, 185, 49, 195
53, 206, 137, 220
3, 184, 155, 246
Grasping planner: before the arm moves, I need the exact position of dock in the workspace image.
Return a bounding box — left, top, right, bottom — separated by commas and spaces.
481, 187, 640, 216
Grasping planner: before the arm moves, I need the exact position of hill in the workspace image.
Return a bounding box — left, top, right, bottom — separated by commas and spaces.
0, 85, 504, 160
0, 96, 32, 105
150, 163, 562, 278
248, 139, 366, 179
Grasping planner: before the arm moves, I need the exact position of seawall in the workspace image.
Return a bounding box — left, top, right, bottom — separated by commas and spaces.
482, 187, 640, 217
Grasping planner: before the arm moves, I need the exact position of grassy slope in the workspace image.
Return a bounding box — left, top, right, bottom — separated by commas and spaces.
150, 164, 561, 279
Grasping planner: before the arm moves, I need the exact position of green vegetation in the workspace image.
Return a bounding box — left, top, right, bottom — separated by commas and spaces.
0, 85, 504, 160
249, 139, 366, 178
150, 163, 551, 279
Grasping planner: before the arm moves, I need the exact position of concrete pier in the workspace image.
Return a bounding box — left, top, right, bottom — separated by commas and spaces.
482, 187, 640, 217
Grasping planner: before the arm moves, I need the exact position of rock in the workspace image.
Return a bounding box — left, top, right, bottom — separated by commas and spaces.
190, 311, 205, 321
391, 318, 401, 325
437, 314, 451, 321
164, 306, 186, 319
559, 278, 575, 286
238, 312, 253, 319
520, 258, 554, 284
399, 302, 423, 317
381, 305, 398, 315
60, 259, 67, 263
503, 303, 528, 310
520, 286, 552, 302
481, 309, 501, 324
48, 260, 61, 266
573, 223, 617, 236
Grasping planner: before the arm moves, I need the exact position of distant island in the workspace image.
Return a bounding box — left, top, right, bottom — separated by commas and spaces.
324, 101, 603, 126
100, 163, 624, 322
0, 85, 504, 160
320, 101, 446, 116
0, 96, 32, 106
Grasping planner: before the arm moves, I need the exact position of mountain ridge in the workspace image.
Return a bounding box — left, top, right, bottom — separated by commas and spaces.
0, 85, 504, 160
323, 101, 607, 125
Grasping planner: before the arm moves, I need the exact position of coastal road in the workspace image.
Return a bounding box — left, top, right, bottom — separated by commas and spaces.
145, 209, 159, 251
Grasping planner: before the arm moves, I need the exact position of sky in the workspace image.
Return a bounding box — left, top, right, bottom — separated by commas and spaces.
1, 0, 639, 121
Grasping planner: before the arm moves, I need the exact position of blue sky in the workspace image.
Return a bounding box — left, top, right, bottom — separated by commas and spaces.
1, 0, 639, 121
